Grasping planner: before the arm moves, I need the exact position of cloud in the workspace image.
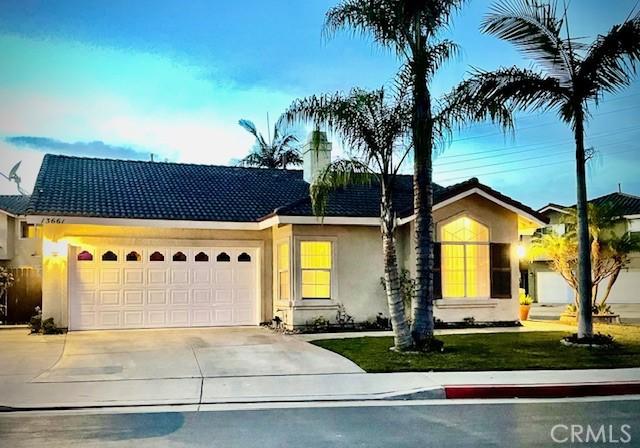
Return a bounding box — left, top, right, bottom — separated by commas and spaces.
5, 136, 151, 160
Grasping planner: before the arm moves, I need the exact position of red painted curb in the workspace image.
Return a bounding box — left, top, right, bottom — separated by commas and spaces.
445, 382, 640, 399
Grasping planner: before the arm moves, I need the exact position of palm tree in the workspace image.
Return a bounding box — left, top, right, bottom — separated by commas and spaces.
280, 84, 511, 350
237, 118, 302, 169
325, 0, 467, 349
455, 0, 640, 338
281, 87, 414, 349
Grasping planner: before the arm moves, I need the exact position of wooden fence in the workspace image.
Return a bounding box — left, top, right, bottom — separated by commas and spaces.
2, 268, 42, 324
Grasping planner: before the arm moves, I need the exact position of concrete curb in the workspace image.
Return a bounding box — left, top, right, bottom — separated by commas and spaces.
444, 381, 640, 399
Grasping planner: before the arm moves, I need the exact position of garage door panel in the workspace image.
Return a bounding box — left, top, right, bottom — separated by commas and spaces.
99, 290, 121, 306
70, 244, 258, 330
124, 290, 144, 305
123, 269, 144, 285
123, 311, 144, 327
76, 269, 97, 286
171, 268, 189, 284
148, 269, 168, 285
171, 289, 190, 305
147, 290, 168, 305
100, 269, 121, 285
98, 311, 121, 328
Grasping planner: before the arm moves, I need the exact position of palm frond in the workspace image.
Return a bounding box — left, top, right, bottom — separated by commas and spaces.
434, 81, 514, 149
310, 159, 375, 216
577, 12, 640, 99
482, 0, 575, 84
238, 119, 268, 149
457, 66, 571, 122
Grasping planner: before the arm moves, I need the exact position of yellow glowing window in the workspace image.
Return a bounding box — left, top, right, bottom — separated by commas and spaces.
441, 217, 489, 298
300, 241, 332, 299
20, 222, 39, 239
278, 242, 290, 301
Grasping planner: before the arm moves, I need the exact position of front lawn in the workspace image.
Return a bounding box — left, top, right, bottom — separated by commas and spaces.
311, 324, 640, 372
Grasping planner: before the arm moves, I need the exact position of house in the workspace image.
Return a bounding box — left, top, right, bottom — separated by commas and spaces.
24, 133, 546, 330
0, 194, 43, 323
526, 192, 640, 305
0, 195, 41, 268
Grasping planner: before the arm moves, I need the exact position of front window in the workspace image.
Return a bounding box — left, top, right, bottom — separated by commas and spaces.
300, 241, 332, 299
278, 242, 290, 301
20, 221, 39, 239
441, 217, 490, 298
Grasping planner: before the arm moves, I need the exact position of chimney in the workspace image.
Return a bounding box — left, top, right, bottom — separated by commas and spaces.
302, 130, 332, 184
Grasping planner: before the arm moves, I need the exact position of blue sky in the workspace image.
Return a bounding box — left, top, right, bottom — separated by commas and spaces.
0, 0, 638, 208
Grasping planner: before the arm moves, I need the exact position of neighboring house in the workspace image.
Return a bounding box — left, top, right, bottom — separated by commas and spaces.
0, 195, 43, 323
526, 192, 640, 305
0, 195, 41, 268
25, 133, 546, 331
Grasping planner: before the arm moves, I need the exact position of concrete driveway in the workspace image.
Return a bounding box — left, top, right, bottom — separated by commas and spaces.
32, 327, 363, 383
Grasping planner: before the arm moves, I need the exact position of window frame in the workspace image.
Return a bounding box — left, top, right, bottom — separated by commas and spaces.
19, 221, 39, 239
276, 240, 291, 302
294, 237, 337, 302
439, 214, 491, 299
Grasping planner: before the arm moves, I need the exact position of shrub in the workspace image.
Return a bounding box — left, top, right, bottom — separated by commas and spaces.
42, 317, 64, 335
29, 306, 42, 334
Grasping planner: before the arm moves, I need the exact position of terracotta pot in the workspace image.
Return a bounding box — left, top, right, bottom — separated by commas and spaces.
519, 304, 531, 321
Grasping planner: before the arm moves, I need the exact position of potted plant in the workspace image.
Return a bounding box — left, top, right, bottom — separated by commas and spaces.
519, 291, 533, 321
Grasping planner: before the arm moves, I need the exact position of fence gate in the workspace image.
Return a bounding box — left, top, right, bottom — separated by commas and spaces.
2, 268, 42, 324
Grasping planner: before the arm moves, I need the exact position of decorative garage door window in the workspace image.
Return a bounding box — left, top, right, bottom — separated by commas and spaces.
150, 251, 165, 262
441, 217, 490, 298
173, 251, 187, 262
102, 251, 118, 261
195, 251, 209, 262
216, 252, 231, 262
77, 250, 93, 261
126, 251, 141, 262
300, 241, 332, 299
238, 252, 251, 262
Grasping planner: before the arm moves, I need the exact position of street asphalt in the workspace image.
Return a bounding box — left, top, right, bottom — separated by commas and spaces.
1, 397, 639, 447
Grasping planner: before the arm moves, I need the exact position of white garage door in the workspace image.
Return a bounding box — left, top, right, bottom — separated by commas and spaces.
536, 271, 573, 304
69, 245, 258, 330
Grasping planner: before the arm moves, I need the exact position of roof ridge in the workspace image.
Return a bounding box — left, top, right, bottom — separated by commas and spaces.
41, 153, 304, 174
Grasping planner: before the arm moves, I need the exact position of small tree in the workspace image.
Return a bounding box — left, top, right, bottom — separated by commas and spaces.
531, 203, 640, 314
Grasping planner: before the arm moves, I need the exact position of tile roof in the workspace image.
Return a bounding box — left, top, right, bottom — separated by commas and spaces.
540, 192, 640, 217
0, 195, 30, 215
589, 192, 640, 216
29, 154, 545, 223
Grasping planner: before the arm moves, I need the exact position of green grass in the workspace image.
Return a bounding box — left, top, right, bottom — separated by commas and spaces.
311, 324, 640, 372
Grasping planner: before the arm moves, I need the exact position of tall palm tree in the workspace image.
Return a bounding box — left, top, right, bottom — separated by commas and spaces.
325, 0, 467, 349
237, 118, 303, 169
455, 0, 640, 338
281, 87, 414, 349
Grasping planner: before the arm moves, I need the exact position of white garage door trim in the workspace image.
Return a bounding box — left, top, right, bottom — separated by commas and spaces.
68, 243, 261, 330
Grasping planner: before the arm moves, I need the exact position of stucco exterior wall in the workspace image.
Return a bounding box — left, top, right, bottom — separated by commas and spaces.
40, 223, 273, 327
398, 193, 520, 323
288, 224, 387, 327
11, 219, 41, 269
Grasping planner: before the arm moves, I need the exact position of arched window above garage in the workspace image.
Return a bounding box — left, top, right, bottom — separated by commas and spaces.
172, 251, 187, 262
150, 251, 165, 262
216, 252, 230, 262
101, 250, 118, 261
126, 251, 141, 262
77, 250, 93, 261
195, 252, 209, 262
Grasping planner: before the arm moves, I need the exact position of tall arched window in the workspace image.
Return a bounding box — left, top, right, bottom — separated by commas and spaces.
441, 216, 489, 298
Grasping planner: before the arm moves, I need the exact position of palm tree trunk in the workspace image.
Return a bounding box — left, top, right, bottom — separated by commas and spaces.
381, 194, 413, 350
411, 50, 435, 349
574, 109, 593, 338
